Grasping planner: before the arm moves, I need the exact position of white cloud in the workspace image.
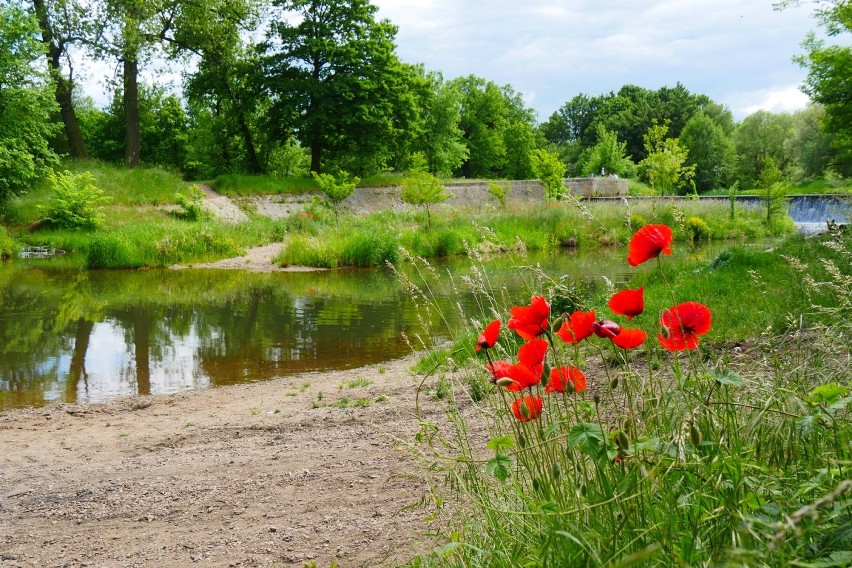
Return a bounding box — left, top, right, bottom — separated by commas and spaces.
741, 86, 812, 116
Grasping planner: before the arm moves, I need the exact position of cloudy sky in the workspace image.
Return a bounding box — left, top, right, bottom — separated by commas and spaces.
372, 0, 819, 121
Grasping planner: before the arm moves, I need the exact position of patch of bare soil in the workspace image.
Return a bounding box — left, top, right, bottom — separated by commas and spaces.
0, 355, 441, 567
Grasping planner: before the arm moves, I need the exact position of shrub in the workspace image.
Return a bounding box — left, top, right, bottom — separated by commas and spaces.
0, 226, 15, 258
40, 170, 111, 229
313, 170, 359, 223
488, 180, 511, 207
174, 185, 208, 221
530, 148, 567, 201
401, 170, 450, 228
685, 215, 710, 241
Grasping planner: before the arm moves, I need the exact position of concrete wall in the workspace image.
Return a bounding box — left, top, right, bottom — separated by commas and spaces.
343, 177, 627, 213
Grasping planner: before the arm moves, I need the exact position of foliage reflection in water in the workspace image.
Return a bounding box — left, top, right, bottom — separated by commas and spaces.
0, 243, 741, 409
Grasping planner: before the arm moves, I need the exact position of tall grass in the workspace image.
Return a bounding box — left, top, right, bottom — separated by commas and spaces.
403, 228, 851, 567
275, 199, 791, 269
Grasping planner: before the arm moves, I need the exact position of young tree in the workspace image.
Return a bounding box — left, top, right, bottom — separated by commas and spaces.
0, 2, 58, 201
757, 157, 789, 230
312, 170, 358, 223
639, 122, 695, 196
530, 148, 567, 201
401, 156, 450, 228
580, 124, 635, 178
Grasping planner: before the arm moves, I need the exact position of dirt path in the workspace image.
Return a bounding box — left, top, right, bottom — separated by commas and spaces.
0, 355, 441, 567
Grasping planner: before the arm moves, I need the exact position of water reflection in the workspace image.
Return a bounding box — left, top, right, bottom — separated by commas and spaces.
0, 243, 752, 409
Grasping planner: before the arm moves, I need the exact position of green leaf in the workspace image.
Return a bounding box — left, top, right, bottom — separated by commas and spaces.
712, 368, 745, 387
486, 453, 512, 482
438, 541, 460, 557
567, 423, 606, 459
808, 383, 850, 405
486, 435, 514, 452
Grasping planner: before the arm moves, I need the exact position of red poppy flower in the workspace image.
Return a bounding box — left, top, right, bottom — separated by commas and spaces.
511, 396, 544, 422
546, 366, 587, 394
611, 327, 647, 349
592, 320, 621, 339
556, 310, 596, 345
627, 224, 673, 267
499, 339, 548, 392
475, 319, 501, 352
486, 360, 513, 380
657, 302, 712, 351
508, 296, 550, 340
608, 288, 645, 321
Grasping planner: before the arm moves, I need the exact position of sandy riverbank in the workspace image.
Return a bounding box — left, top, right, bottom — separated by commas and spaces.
0, 354, 441, 567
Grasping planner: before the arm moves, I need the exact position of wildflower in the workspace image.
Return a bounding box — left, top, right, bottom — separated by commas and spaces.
485, 360, 513, 381
556, 310, 596, 345
508, 295, 550, 340
592, 320, 621, 339
500, 339, 548, 392
511, 396, 543, 422
658, 301, 712, 351
546, 366, 587, 394
627, 224, 673, 267
608, 288, 645, 321
475, 320, 501, 352
611, 327, 647, 349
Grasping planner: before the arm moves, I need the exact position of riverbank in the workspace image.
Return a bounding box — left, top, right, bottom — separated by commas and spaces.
0, 354, 438, 567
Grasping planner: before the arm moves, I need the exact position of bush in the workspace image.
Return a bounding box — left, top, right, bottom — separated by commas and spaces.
685, 215, 710, 241
40, 170, 111, 229
0, 226, 15, 258
174, 185, 208, 221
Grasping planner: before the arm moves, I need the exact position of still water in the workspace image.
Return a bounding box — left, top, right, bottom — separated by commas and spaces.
0, 243, 744, 410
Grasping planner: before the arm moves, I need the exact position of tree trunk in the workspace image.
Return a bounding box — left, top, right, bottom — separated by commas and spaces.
66, 318, 94, 404
123, 58, 141, 168
133, 307, 151, 396
32, 0, 88, 159
310, 140, 321, 173
237, 111, 261, 174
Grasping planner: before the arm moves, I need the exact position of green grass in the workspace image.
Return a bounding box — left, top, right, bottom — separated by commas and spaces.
275, 199, 792, 269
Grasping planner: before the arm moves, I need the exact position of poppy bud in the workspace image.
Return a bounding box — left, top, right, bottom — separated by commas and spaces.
551, 462, 561, 480
660, 325, 671, 340
615, 430, 630, 451
610, 377, 619, 390
495, 378, 515, 388
689, 423, 703, 446
520, 402, 531, 419
541, 362, 552, 386
593, 395, 601, 405
532, 477, 540, 492
519, 434, 527, 448
565, 380, 575, 394
593, 320, 621, 339
580, 483, 587, 496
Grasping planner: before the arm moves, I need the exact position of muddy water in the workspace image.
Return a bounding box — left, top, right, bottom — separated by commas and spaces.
0, 243, 748, 409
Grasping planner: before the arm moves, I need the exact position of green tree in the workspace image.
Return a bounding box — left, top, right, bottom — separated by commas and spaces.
757, 157, 789, 230
639, 122, 695, 195
530, 148, 567, 201
412, 70, 468, 178
580, 124, 635, 178
31, 0, 88, 158
0, 1, 58, 201
264, 0, 416, 175
312, 170, 358, 223
783, 0, 852, 175
788, 105, 835, 179
401, 157, 450, 228
733, 110, 794, 187
680, 110, 734, 192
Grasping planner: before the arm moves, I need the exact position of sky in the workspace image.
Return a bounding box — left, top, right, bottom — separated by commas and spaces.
371, 0, 819, 121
